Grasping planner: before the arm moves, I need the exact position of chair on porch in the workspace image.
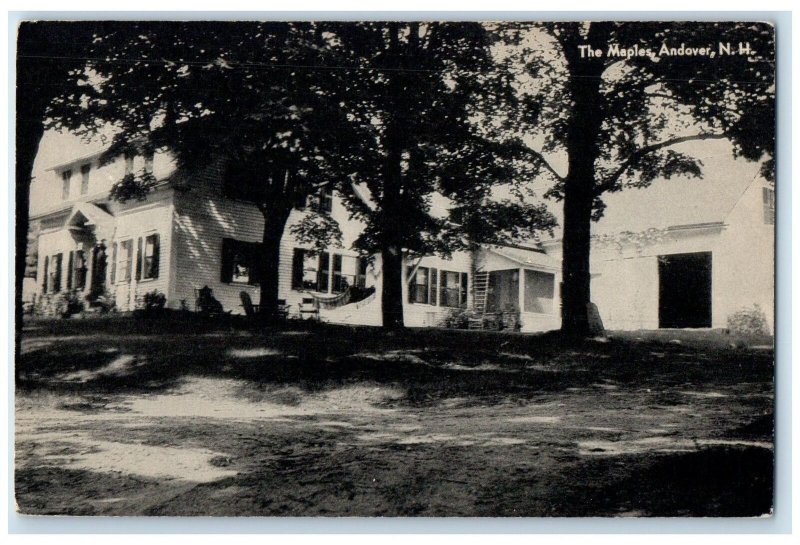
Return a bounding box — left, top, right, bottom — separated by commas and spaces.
298, 297, 319, 320
240, 291, 261, 318
240, 292, 292, 320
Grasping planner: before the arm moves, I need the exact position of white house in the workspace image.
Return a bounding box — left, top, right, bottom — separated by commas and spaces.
28, 137, 772, 334
540, 142, 775, 333
28, 146, 562, 332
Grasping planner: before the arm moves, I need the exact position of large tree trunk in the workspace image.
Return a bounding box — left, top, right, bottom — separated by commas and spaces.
377, 22, 407, 330
560, 170, 594, 337
380, 244, 404, 329
559, 25, 609, 337
258, 206, 292, 316
16, 72, 49, 381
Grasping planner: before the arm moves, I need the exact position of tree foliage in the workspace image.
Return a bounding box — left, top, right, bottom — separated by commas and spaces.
497, 22, 774, 335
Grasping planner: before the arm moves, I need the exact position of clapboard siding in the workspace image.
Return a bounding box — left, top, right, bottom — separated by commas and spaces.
171, 162, 264, 313
109, 189, 175, 311
171, 160, 372, 315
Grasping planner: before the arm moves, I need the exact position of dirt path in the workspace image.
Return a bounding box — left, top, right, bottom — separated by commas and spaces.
16, 369, 773, 516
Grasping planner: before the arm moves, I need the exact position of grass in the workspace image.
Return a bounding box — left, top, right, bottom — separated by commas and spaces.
15, 316, 775, 516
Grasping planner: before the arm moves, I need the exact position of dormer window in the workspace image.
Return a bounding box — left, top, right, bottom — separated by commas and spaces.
80, 164, 91, 195
61, 170, 72, 200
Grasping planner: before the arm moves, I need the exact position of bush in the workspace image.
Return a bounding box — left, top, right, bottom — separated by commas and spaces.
142, 290, 167, 313
93, 290, 117, 314
727, 305, 770, 337
439, 307, 471, 329
33, 290, 84, 318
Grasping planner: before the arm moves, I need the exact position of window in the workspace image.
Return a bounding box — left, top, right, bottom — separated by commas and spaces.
124, 152, 135, 176
292, 248, 351, 293
144, 151, 154, 174
61, 170, 72, 200
440, 270, 468, 308
408, 266, 436, 305
356, 257, 368, 289
332, 253, 346, 293
524, 270, 555, 314
763, 187, 775, 225
318, 187, 333, 213
80, 164, 91, 195
50, 253, 63, 293
118, 240, 134, 283
71, 250, 87, 290
143, 234, 160, 279
220, 238, 261, 285
304, 187, 333, 213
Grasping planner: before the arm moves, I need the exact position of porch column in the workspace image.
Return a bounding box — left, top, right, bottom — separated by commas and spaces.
518, 267, 525, 313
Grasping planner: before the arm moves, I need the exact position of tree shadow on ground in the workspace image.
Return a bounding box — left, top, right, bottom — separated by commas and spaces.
552, 445, 773, 517
17, 317, 774, 408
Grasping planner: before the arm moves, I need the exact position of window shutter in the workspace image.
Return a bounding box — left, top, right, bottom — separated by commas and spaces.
110, 243, 117, 284
53, 254, 63, 293
407, 266, 415, 303
460, 272, 469, 307
318, 252, 330, 292
135, 237, 143, 280
67, 251, 74, 290
248, 242, 261, 286
429, 268, 438, 306
152, 234, 161, 279
291, 248, 305, 290
42, 256, 49, 293
220, 238, 233, 283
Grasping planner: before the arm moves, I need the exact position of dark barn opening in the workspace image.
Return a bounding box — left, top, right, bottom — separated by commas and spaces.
658, 252, 712, 328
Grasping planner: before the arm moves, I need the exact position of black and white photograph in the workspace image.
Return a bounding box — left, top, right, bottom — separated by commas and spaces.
13, 18, 776, 518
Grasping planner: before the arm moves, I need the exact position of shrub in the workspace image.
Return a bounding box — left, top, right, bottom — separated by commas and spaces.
440, 307, 471, 329
93, 290, 116, 313
142, 290, 167, 313
33, 290, 84, 318
727, 305, 770, 337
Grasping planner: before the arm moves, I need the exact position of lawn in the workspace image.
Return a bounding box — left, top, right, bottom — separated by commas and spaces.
15, 315, 774, 516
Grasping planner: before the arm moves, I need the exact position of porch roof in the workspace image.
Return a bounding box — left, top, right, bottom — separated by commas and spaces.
64, 202, 115, 241
485, 246, 559, 271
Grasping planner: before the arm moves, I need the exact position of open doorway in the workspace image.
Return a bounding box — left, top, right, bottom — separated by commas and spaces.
658, 252, 712, 328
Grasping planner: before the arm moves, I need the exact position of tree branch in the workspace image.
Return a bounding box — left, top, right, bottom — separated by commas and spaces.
594, 132, 727, 195
512, 142, 565, 183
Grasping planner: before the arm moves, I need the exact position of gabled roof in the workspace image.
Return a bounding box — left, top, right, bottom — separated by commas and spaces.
64, 202, 115, 241
541, 140, 765, 240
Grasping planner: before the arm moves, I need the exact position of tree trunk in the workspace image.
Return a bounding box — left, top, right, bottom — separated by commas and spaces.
560, 176, 594, 337
15, 89, 48, 383
559, 25, 609, 337
258, 207, 292, 316
381, 244, 405, 329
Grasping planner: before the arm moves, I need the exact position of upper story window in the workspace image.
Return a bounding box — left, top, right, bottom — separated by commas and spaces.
124, 152, 135, 176
61, 170, 72, 200
763, 186, 775, 225
302, 186, 333, 213
144, 151, 154, 175
80, 164, 91, 195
